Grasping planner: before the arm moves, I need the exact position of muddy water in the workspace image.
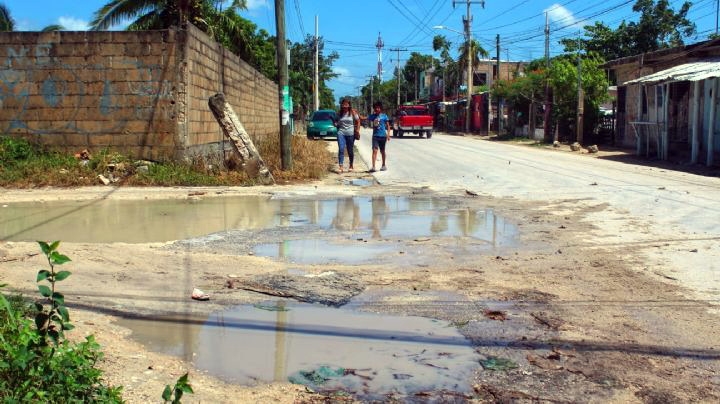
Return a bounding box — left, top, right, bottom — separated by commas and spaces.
1, 195, 516, 246
118, 301, 479, 398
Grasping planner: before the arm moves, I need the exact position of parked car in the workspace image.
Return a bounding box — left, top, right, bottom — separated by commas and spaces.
306, 110, 338, 139
394, 105, 433, 138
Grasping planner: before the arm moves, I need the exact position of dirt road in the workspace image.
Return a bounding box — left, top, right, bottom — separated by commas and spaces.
1, 136, 719, 402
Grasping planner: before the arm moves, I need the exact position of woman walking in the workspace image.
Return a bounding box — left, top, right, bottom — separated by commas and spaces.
335, 98, 360, 173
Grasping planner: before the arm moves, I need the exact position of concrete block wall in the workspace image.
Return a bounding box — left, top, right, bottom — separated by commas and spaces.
0, 30, 182, 161
0, 25, 279, 162
182, 24, 279, 161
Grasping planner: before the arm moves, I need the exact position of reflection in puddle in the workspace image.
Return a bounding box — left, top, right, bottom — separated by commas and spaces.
343, 178, 374, 187
253, 239, 394, 264
118, 302, 478, 398
1, 195, 516, 245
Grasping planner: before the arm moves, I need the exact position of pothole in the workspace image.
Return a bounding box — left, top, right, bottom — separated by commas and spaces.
117, 301, 479, 399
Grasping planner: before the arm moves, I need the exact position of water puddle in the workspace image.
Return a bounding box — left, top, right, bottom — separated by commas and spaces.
118, 302, 479, 398
253, 239, 394, 264
1, 195, 517, 246
343, 178, 375, 187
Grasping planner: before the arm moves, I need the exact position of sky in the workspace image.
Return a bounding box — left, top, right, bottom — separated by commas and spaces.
5, 0, 720, 100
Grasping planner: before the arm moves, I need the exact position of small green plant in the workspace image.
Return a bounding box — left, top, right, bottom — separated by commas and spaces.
162, 372, 193, 403
35, 240, 74, 345
0, 241, 124, 401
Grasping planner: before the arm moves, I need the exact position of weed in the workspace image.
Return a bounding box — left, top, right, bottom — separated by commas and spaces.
162, 373, 194, 403
0, 241, 124, 402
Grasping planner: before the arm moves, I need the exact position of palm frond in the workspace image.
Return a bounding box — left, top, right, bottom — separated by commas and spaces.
91, 0, 159, 31
0, 3, 15, 31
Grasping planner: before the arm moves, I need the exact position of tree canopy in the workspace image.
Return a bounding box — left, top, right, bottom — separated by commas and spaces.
289, 35, 339, 114
0, 2, 14, 31
561, 0, 695, 60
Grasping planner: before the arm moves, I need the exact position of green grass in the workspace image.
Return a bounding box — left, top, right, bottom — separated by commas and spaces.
0, 135, 334, 187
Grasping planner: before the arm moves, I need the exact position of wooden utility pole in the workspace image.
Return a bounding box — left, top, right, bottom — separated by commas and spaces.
453, 0, 484, 133
313, 16, 319, 112
544, 12, 554, 143
367, 75, 375, 114
275, 0, 291, 169
496, 34, 502, 134
390, 47, 407, 109
576, 51, 584, 144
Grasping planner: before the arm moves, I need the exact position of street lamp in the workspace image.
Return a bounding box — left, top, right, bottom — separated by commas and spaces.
433, 25, 472, 133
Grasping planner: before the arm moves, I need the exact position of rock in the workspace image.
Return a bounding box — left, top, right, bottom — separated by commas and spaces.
136, 165, 149, 174
553, 141, 561, 148
587, 144, 599, 153
191, 288, 210, 301
570, 142, 582, 151
97, 174, 111, 185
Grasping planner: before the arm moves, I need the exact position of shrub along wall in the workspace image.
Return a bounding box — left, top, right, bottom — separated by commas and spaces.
0, 25, 278, 162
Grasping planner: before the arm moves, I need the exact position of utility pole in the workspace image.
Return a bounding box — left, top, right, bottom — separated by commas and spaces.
415, 69, 418, 102
313, 16, 319, 112
496, 34, 502, 134
453, 0, 484, 133
576, 50, 584, 144
390, 47, 407, 110
367, 75, 375, 114
275, 0, 291, 169
544, 12, 553, 142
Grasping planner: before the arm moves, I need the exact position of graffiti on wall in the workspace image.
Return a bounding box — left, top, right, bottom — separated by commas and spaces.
0, 42, 175, 135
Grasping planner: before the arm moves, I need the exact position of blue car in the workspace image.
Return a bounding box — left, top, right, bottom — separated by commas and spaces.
306, 110, 338, 139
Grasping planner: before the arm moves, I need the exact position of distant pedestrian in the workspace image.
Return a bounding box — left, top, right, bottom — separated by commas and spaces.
335, 98, 360, 173
368, 101, 391, 172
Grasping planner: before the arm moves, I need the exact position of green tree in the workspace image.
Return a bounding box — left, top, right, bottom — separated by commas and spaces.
492, 53, 608, 142
0, 2, 14, 31
458, 38, 488, 93
402, 52, 435, 103
288, 35, 339, 115
561, 0, 695, 60
90, 0, 246, 31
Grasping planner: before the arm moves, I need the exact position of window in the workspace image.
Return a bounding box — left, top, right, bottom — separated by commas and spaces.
474, 72, 487, 86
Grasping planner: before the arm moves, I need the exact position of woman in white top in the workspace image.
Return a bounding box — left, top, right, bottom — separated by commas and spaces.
335, 98, 360, 173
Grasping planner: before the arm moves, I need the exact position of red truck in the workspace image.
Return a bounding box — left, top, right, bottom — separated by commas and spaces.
394, 105, 434, 138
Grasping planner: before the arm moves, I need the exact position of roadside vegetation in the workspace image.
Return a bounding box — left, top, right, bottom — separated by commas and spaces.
0, 134, 334, 188
0, 242, 124, 401
0, 241, 195, 402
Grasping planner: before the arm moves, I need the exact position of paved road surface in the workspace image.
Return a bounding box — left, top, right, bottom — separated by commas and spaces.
356, 128, 720, 304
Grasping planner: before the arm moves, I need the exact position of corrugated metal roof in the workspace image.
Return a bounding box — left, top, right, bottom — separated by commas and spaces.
623, 58, 720, 85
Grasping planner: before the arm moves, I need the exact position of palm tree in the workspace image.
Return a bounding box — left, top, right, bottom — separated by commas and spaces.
90, 0, 246, 31
1, 2, 15, 31
0, 3, 64, 32
458, 39, 488, 91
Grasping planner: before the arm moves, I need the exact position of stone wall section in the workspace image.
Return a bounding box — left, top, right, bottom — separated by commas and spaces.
182, 25, 279, 161
0, 25, 279, 162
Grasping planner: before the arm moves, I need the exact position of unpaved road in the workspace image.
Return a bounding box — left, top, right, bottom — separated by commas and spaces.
1, 132, 720, 403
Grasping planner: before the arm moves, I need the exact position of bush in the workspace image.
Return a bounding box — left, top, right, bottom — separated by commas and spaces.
0, 314, 124, 402
0, 241, 124, 402
0, 136, 36, 166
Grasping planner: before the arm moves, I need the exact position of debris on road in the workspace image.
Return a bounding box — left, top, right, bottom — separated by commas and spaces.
191, 288, 210, 301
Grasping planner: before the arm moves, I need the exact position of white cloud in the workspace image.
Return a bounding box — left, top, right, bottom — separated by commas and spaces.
244, 0, 270, 11
333, 67, 355, 85
58, 17, 89, 31
544, 4, 581, 29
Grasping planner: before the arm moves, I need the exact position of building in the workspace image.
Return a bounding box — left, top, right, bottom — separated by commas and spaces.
603, 38, 720, 166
